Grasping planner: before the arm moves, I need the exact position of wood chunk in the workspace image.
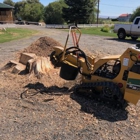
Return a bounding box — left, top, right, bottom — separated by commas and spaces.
9, 60, 21, 65
12, 63, 26, 74
19, 53, 36, 65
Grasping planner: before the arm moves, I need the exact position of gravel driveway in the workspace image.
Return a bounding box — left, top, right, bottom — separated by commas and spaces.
0, 25, 140, 140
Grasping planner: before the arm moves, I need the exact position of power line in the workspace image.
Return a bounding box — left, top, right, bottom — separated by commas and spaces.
100, 3, 136, 9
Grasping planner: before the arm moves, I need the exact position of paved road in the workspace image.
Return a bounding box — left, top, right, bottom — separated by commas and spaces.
0, 24, 138, 65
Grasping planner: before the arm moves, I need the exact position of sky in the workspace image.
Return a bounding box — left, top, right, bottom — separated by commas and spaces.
1, 0, 140, 18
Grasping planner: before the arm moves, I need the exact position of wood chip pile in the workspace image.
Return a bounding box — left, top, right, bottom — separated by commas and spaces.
23, 36, 63, 57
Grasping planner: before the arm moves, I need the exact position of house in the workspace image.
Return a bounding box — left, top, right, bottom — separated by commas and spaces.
0, 3, 14, 24
117, 14, 131, 22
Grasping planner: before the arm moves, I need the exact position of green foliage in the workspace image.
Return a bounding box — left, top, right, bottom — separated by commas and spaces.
9, 0, 98, 24
110, 25, 114, 30
101, 25, 110, 33
14, 1, 26, 20
14, 0, 44, 22
86, 0, 98, 23
3, 0, 15, 6
101, 19, 113, 24
26, 0, 40, 3
44, 1, 66, 24
21, 3, 44, 22
111, 18, 118, 22
62, 0, 95, 25
130, 6, 140, 22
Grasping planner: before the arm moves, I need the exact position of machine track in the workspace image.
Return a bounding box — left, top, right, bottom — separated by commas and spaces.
74, 81, 125, 108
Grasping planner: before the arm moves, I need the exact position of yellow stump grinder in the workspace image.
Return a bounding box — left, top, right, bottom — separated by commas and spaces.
50, 26, 140, 107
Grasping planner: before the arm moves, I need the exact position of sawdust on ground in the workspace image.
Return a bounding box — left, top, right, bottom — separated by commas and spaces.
0, 36, 140, 140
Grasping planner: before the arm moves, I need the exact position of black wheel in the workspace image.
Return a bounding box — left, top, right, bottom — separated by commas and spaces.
118, 30, 126, 40
131, 36, 138, 40
102, 87, 117, 100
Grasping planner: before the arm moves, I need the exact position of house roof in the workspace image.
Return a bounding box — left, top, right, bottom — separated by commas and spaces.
119, 14, 130, 17
0, 3, 14, 9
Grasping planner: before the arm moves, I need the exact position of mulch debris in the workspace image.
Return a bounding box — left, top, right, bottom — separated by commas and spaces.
23, 36, 63, 57
0, 36, 140, 140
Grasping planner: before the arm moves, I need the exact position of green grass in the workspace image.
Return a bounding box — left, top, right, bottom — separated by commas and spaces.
0, 28, 38, 43
79, 27, 116, 37
79, 27, 140, 40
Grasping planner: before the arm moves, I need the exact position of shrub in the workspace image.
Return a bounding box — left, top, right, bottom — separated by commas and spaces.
111, 18, 118, 21
101, 25, 110, 32
110, 25, 114, 29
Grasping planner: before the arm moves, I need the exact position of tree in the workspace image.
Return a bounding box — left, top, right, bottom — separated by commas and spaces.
62, 0, 94, 25
21, 3, 44, 21
26, 0, 40, 3
44, 1, 66, 24
14, 0, 44, 22
3, 0, 15, 6
87, 0, 98, 24
14, 1, 26, 20
130, 6, 140, 22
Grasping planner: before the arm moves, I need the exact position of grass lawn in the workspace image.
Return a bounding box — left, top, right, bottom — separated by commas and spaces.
64, 27, 117, 38
79, 27, 140, 40
79, 27, 117, 38
0, 28, 38, 43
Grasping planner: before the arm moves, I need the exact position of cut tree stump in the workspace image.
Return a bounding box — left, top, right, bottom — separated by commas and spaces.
1, 53, 37, 74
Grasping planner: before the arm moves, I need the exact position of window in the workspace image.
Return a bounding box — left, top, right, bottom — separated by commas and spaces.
134, 18, 140, 25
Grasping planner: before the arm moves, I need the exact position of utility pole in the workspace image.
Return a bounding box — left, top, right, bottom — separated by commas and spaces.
97, 0, 99, 27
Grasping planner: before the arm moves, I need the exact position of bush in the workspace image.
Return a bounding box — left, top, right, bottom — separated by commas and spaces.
101, 25, 110, 32
111, 18, 118, 21
110, 25, 114, 30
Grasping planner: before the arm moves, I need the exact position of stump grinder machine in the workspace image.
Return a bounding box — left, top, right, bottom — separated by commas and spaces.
50, 26, 140, 107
